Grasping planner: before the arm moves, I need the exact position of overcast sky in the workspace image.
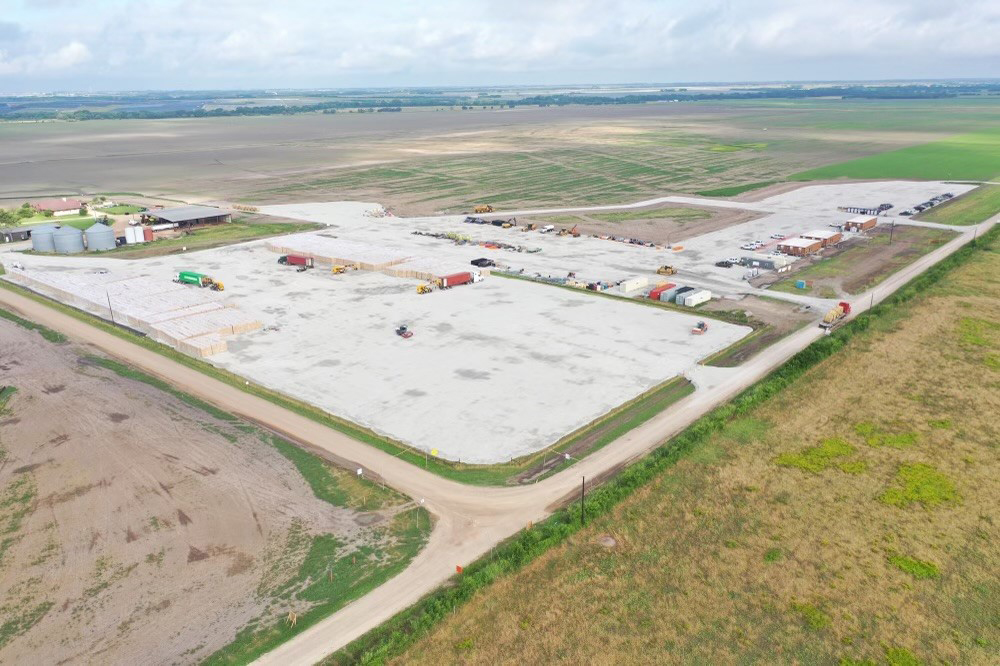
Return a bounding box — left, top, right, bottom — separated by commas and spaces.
0, 0, 997, 92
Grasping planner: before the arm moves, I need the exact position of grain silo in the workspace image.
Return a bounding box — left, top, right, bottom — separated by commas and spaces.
30, 224, 58, 253
52, 226, 85, 254
84, 223, 116, 252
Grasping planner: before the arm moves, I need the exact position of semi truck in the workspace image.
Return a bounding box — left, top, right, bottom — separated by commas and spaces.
174, 271, 224, 291
820, 301, 852, 329
278, 255, 314, 268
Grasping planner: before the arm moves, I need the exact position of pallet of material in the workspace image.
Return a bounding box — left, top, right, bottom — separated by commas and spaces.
382, 257, 464, 281
266, 234, 411, 270
177, 333, 228, 357
150, 309, 262, 342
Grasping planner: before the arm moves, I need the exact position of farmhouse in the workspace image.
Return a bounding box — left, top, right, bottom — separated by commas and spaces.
777, 237, 823, 257
143, 205, 231, 228
800, 229, 843, 247
31, 197, 83, 217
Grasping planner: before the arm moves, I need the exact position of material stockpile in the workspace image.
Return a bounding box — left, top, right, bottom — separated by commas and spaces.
266, 234, 411, 270
3, 267, 260, 357
384, 257, 471, 282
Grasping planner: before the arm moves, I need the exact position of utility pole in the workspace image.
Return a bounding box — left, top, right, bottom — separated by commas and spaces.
580, 476, 586, 526
106, 289, 115, 325
888, 221, 895, 246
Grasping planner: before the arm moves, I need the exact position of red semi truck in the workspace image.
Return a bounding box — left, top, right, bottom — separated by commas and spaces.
278, 255, 314, 268
438, 271, 483, 288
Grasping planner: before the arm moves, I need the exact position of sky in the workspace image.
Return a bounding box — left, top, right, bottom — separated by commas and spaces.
0, 0, 997, 93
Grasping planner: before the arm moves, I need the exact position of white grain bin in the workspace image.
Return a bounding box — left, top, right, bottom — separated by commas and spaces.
52, 226, 85, 254
29, 224, 59, 253
84, 223, 116, 252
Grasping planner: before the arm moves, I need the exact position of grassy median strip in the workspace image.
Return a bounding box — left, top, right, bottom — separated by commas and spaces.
0, 306, 67, 343
327, 224, 999, 665
0, 280, 694, 486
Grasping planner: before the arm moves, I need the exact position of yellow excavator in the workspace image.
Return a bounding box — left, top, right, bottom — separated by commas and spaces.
657, 265, 677, 276
474, 204, 494, 214
331, 264, 357, 274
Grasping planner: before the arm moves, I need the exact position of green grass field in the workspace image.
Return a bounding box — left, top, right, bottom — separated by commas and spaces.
100, 204, 144, 214
918, 182, 1000, 226
791, 129, 1000, 181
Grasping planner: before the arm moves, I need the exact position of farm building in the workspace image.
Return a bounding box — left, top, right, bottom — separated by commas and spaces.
777, 237, 823, 257
741, 253, 793, 270
0, 226, 31, 243
801, 229, 843, 247
31, 197, 83, 217
845, 216, 877, 232
144, 205, 231, 227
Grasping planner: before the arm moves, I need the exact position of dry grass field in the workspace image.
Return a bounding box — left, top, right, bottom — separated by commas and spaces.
394, 234, 1000, 664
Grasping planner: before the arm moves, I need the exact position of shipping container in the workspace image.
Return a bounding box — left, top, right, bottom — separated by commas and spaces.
618, 276, 648, 294
680, 289, 711, 307
670, 286, 695, 303
143, 226, 154, 242
440, 272, 473, 288
648, 282, 675, 300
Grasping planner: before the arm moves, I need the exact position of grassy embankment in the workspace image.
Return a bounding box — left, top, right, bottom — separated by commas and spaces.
768, 226, 958, 297
0, 278, 693, 486
329, 224, 999, 666
791, 128, 1000, 181
918, 181, 1000, 226
78, 355, 431, 666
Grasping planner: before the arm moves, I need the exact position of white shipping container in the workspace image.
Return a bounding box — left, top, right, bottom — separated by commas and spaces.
681, 289, 711, 307
618, 276, 648, 294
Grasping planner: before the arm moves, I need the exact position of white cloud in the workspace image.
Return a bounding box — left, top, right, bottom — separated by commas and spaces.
1, 0, 998, 90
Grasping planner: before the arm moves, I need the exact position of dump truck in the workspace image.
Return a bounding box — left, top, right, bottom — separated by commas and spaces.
691, 321, 708, 335
657, 265, 677, 276
474, 204, 494, 214
820, 301, 852, 329
174, 271, 224, 291
278, 255, 314, 268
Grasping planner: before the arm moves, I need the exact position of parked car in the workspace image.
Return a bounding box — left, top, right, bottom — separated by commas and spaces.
770, 233, 786, 239
715, 260, 734, 268
728, 257, 741, 264
471, 258, 495, 268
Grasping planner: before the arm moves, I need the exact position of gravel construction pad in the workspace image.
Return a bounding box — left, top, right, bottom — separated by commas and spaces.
3, 244, 748, 464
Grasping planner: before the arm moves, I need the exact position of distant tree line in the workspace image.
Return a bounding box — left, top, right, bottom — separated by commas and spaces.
2, 84, 997, 122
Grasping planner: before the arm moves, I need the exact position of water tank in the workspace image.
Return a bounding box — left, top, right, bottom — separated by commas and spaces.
30, 224, 58, 253
84, 223, 115, 252
52, 226, 85, 254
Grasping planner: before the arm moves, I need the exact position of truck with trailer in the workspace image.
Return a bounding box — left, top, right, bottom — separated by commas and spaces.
819, 301, 852, 329
436, 271, 484, 288
174, 271, 224, 291
278, 255, 314, 268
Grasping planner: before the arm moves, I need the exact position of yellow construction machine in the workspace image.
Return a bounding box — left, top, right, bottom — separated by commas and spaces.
657, 265, 677, 276
416, 283, 433, 294
474, 204, 494, 214
521, 223, 537, 232
331, 264, 357, 275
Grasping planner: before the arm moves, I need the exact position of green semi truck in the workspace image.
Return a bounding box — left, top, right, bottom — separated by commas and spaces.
174, 271, 224, 291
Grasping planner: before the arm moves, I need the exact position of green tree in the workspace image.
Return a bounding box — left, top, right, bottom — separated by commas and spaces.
0, 209, 19, 226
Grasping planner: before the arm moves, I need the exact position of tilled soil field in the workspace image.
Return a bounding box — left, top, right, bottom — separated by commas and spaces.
0, 319, 425, 664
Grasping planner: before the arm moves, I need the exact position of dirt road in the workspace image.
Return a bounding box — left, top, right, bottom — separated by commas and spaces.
0, 216, 992, 665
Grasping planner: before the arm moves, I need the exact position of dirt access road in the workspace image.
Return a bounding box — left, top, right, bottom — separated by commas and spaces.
0, 215, 992, 665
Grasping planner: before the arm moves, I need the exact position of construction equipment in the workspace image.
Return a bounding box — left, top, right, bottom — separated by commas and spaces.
416, 284, 433, 295
395, 325, 413, 339
521, 223, 537, 232
819, 301, 852, 329
657, 265, 677, 276
691, 321, 708, 335
174, 271, 224, 291
331, 264, 357, 274
474, 204, 494, 214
